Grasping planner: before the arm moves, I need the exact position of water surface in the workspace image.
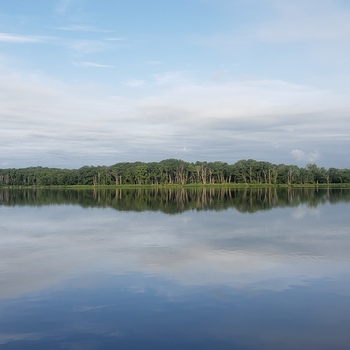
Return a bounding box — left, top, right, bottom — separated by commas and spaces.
1, 188, 350, 349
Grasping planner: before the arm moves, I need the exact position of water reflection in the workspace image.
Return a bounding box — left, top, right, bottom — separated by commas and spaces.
1, 187, 350, 213
0, 188, 350, 349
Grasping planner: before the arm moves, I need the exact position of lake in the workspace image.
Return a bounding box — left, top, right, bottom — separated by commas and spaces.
1, 187, 350, 349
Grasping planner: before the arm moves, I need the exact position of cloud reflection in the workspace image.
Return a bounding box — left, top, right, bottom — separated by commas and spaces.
0, 202, 349, 299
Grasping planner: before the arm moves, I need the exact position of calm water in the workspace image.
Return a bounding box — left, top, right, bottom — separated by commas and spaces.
0, 188, 350, 349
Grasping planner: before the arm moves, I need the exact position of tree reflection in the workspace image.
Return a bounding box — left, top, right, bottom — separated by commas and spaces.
1, 187, 350, 213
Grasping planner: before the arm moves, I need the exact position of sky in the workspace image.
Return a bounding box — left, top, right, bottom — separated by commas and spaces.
1, 0, 350, 169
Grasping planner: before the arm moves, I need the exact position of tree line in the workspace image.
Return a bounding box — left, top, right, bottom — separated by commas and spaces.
1, 159, 350, 187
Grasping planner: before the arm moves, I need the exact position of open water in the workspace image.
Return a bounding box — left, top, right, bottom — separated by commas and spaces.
0, 188, 350, 349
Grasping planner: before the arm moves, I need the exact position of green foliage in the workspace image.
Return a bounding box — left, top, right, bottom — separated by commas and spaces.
1, 159, 350, 187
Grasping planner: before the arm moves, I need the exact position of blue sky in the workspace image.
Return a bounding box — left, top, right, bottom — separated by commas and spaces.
1, 0, 350, 168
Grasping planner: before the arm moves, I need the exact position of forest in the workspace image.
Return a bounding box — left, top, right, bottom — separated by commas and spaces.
1, 158, 350, 187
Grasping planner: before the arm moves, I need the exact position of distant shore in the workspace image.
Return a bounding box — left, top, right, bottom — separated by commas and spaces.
1, 159, 350, 187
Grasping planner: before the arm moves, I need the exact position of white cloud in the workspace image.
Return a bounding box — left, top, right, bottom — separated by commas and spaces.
104, 37, 126, 41
0, 32, 45, 43
54, 25, 113, 33
1, 69, 349, 168
147, 60, 162, 65
256, 0, 350, 43
55, 0, 72, 14
74, 61, 115, 68
290, 149, 320, 163
65, 39, 109, 54
141, 77, 348, 122
123, 79, 145, 88
153, 71, 190, 85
